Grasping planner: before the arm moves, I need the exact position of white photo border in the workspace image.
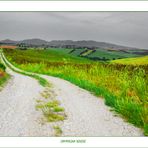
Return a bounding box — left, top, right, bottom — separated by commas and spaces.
0, 1, 147, 148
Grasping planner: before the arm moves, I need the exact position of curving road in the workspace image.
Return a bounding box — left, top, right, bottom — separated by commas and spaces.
0, 54, 54, 136
0, 53, 143, 136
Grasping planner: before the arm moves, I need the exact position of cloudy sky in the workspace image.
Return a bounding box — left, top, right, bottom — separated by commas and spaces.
0, 12, 148, 48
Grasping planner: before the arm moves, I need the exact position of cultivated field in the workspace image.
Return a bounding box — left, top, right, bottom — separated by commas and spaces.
3, 48, 148, 136
112, 56, 148, 65
0, 45, 17, 49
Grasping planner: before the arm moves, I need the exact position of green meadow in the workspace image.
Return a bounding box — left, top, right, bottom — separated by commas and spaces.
4, 48, 148, 135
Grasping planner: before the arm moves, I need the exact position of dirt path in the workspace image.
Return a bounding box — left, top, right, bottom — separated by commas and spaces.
0, 55, 54, 136
43, 75, 143, 136
0, 53, 143, 136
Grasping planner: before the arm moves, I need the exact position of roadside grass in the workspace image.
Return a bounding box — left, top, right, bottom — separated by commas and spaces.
0, 62, 10, 89
0, 69, 10, 88
0, 63, 6, 71
53, 126, 62, 136
4, 48, 148, 135
36, 100, 65, 122
144, 124, 148, 136
1, 52, 49, 87
33, 74, 49, 87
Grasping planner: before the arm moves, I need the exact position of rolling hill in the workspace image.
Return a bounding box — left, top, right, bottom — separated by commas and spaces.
0, 38, 143, 50
1, 38, 148, 61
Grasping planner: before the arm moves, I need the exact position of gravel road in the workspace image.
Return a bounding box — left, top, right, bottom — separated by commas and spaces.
0, 53, 143, 136
43, 75, 143, 136
0, 56, 54, 136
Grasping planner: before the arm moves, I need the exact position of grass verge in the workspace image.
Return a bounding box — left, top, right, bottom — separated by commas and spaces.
0, 63, 10, 89
1, 52, 49, 87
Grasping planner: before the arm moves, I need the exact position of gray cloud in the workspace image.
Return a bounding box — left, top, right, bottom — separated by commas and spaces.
0, 12, 148, 48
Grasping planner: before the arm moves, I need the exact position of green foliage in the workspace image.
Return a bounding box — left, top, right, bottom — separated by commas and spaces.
36, 100, 65, 122
4, 48, 148, 135
115, 99, 144, 126
0, 62, 9, 87
144, 124, 148, 136
33, 75, 49, 87
53, 106, 65, 112
0, 63, 6, 71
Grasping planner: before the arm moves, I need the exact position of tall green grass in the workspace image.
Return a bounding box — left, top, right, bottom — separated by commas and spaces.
0, 62, 9, 87
4, 48, 148, 135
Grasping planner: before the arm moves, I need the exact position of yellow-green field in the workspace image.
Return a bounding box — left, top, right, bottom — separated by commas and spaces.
112, 56, 148, 65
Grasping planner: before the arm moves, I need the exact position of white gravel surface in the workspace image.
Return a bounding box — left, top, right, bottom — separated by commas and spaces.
43, 75, 143, 136
0, 53, 143, 136
0, 56, 54, 136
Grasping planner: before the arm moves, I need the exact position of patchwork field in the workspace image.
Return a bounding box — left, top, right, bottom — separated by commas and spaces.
3, 48, 148, 135
87, 49, 140, 60
45, 47, 146, 60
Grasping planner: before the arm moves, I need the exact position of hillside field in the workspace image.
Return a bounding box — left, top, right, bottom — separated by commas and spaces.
111, 56, 148, 65
3, 48, 148, 136
43, 47, 145, 61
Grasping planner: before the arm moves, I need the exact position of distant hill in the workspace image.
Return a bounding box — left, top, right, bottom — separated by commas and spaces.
0, 39, 18, 45
49, 40, 138, 50
0, 38, 144, 50
1, 38, 148, 61
21, 38, 49, 46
